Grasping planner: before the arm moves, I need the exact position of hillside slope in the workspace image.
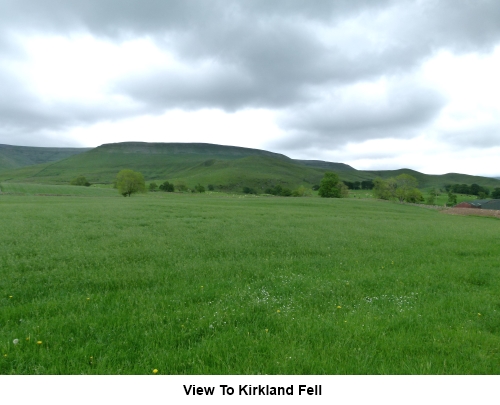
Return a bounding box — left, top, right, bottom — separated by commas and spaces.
1, 142, 499, 191
0, 142, 327, 189
293, 160, 355, 171
0, 144, 90, 171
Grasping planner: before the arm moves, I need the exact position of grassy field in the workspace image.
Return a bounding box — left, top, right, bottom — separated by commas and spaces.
1, 191, 499, 374
0, 182, 118, 197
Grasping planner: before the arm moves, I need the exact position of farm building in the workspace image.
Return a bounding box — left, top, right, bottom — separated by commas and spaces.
455, 199, 500, 210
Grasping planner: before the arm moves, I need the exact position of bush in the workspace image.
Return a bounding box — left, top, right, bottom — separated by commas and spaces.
361, 180, 374, 190
265, 185, 281, 195
70, 176, 90, 187
175, 182, 188, 192
159, 181, 174, 192
492, 188, 500, 199
264, 184, 294, 196
149, 182, 158, 192
207, 184, 215, 191
405, 188, 424, 203
242, 186, 256, 194
195, 184, 205, 193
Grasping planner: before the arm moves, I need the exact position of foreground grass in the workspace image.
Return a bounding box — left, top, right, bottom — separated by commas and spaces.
0, 182, 118, 197
1, 193, 499, 374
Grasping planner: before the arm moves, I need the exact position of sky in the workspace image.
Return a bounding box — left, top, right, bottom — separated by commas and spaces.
1, 0, 499, 176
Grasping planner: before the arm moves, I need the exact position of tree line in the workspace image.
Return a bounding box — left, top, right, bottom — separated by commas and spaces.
372, 174, 423, 203
71, 170, 500, 201
343, 180, 374, 190
444, 183, 490, 198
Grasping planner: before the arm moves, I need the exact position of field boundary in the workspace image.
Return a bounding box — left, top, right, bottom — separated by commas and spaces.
442, 207, 500, 218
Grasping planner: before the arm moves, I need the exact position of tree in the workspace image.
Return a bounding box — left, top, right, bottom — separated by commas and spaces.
175, 182, 188, 192
318, 172, 345, 198
373, 178, 394, 200
339, 182, 349, 198
194, 184, 205, 193
405, 188, 424, 203
70, 175, 90, 187
470, 183, 481, 196
159, 181, 174, 192
361, 180, 374, 190
373, 174, 422, 202
116, 169, 146, 197
243, 186, 256, 194
149, 182, 158, 192
292, 185, 312, 197
492, 187, 500, 199
426, 188, 437, 205
394, 174, 419, 203
447, 191, 457, 206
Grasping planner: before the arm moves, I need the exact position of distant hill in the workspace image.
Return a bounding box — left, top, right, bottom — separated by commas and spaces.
292, 160, 355, 171
0, 142, 328, 190
0, 144, 90, 171
1, 142, 499, 192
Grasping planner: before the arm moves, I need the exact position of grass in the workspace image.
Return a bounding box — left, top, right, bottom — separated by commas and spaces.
0, 182, 118, 197
1, 191, 499, 374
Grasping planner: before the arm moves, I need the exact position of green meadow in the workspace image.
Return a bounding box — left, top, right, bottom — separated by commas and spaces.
1, 191, 499, 374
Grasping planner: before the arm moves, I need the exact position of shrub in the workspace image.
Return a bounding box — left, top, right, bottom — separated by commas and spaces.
243, 186, 256, 194
149, 182, 158, 192
159, 181, 174, 192
207, 184, 215, 191
70, 176, 90, 187
195, 184, 205, 193
175, 182, 188, 192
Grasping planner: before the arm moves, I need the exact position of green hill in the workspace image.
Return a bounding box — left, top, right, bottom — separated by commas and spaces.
360, 168, 500, 190
293, 160, 355, 171
0, 144, 90, 171
1, 142, 499, 192
0, 142, 327, 190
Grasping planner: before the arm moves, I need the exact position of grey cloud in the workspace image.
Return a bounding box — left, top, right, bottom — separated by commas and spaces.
114, 20, 331, 111
270, 78, 447, 151
1, 0, 500, 147
107, 0, 500, 115
0, 64, 146, 136
0, 0, 394, 37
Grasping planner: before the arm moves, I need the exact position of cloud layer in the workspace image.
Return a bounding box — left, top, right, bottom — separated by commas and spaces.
1, 0, 500, 171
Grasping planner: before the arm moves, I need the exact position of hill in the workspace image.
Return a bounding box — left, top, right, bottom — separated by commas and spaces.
0, 142, 328, 190
293, 160, 355, 171
0, 144, 90, 171
1, 142, 499, 192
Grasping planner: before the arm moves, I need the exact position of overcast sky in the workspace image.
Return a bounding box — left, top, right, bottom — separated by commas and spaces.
1, 0, 499, 176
